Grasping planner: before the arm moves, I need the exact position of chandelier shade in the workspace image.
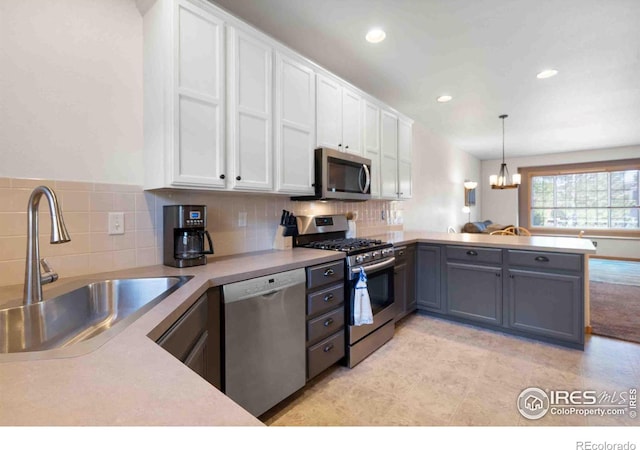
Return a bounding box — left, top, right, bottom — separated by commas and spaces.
490, 114, 521, 189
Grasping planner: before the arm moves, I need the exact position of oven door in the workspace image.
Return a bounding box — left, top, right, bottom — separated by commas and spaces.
348, 257, 395, 344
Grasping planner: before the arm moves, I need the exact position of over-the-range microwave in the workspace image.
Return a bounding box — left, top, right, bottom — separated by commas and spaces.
292, 147, 372, 201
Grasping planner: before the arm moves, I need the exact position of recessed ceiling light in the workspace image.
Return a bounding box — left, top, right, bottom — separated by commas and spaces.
365, 28, 386, 43
436, 95, 453, 103
536, 69, 558, 79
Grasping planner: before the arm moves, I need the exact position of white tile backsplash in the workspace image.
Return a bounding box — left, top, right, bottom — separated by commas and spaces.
0, 178, 403, 287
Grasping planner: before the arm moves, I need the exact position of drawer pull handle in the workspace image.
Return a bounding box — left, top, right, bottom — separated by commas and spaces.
324, 318, 334, 327
323, 293, 334, 302
323, 268, 335, 276
495, 273, 501, 277
466, 250, 478, 256
535, 256, 550, 262
323, 343, 334, 353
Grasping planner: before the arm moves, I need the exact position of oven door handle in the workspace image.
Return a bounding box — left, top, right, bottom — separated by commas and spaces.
350, 257, 395, 276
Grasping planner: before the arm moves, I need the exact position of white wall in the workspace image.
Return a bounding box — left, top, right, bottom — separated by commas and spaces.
0, 0, 143, 184
481, 144, 640, 258
403, 122, 481, 232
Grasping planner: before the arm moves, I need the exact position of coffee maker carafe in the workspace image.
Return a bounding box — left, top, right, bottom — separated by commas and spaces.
163, 205, 214, 268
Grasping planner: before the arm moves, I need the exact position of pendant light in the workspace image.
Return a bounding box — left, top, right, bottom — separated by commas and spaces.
490, 114, 521, 189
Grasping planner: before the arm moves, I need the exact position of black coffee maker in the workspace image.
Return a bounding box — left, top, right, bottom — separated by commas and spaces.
163, 205, 214, 267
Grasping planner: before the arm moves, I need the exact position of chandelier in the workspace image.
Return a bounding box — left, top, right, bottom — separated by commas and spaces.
490, 114, 521, 189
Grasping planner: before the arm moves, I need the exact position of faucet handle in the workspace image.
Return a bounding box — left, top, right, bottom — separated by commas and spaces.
40, 258, 59, 285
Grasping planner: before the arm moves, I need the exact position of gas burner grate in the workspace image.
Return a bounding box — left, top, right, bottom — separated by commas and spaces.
304, 238, 383, 252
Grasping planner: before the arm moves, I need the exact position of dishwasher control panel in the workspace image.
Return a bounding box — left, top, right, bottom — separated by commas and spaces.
223, 268, 306, 303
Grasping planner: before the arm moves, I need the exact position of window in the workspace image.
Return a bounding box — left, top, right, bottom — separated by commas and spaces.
518, 159, 640, 237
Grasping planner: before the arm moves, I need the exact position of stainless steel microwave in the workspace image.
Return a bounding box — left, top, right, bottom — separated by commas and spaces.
293, 147, 372, 201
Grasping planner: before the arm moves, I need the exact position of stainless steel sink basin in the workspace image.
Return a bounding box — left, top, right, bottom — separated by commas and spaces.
0, 276, 192, 354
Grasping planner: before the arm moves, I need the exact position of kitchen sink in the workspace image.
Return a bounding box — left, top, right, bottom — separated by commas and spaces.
0, 276, 192, 354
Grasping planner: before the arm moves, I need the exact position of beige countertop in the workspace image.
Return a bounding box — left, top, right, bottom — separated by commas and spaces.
364, 231, 597, 255
0, 248, 344, 426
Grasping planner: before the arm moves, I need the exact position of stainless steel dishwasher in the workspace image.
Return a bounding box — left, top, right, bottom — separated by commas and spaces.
222, 268, 306, 417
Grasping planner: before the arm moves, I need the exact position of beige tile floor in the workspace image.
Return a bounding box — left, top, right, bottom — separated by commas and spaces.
262, 314, 640, 426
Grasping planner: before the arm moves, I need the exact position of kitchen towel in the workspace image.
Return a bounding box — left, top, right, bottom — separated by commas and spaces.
353, 267, 373, 326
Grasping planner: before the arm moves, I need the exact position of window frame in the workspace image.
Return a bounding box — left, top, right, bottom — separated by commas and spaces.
518, 158, 640, 238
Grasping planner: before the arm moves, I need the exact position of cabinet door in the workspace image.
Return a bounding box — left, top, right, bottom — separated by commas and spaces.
397, 118, 412, 199
394, 245, 416, 321
363, 101, 381, 198
316, 73, 342, 149
405, 245, 416, 312
173, 1, 225, 187
274, 52, 315, 194
416, 245, 441, 311
380, 110, 398, 199
341, 87, 363, 155
507, 269, 583, 343
446, 263, 502, 325
394, 260, 407, 321
227, 27, 273, 191
398, 160, 412, 200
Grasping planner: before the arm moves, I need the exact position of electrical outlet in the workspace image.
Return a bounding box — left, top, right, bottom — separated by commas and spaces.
381, 210, 386, 221
238, 212, 247, 227
592, 240, 598, 247
108, 212, 125, 235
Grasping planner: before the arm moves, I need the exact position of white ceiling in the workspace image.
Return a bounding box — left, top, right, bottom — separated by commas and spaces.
210, 0, 640, 160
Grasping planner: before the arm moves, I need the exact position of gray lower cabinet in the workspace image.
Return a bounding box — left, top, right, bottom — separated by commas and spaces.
305, 261, 346, 380
506, 268, 583, 344
414, 244, 585, 349
445, 262, 502, 325
156, 289, 222, 389
416, 245, 441, 312
394, 245, 416, 321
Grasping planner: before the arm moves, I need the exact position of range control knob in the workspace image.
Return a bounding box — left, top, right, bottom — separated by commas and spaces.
371, 251, 380, 259
355, 255, 365, 264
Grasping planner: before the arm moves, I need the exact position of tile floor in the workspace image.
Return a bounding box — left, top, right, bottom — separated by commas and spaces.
262, 314, 640, 426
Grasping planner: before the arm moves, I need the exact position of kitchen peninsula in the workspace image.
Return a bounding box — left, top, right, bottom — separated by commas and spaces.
377, 231, 596, 349
0, 234, 595, 425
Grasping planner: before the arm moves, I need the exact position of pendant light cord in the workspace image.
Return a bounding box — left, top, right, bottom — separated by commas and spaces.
500, 114, 508, 164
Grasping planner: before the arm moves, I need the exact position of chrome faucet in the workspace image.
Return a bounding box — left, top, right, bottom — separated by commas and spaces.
23, 186, 71, 305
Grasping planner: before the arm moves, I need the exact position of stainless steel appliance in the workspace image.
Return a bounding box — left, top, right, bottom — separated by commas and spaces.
163, 205, 214, 268
294, 215, 395, 368
292, 147, 371, 201
222, 268, 306, 417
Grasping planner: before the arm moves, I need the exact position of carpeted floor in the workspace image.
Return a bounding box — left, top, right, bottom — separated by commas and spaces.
590, 281, 640, 344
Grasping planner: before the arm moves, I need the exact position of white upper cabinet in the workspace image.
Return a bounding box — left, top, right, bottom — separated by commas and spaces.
380, 109, 399, 199
274, 52, 316, 194
398, 117, 413, 199
227, 26, 273, 191
341, 87, 363, 155
316, 74, 342, 149
143, 0, 226, 189
363, 100, 381, 198
316, 74, 363, 154
141, 0, 412, 197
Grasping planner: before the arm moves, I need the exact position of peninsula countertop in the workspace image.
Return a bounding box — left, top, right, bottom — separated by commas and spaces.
363, 231, 597, 255
0, 248, 344, 426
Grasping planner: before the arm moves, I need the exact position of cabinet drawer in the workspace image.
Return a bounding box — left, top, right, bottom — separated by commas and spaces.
446, 246, 502, 264
307, 260, 344, 289
307, 330, 345, 380
307, 283, 344, 316
157, 294, 207, 362
508, 250, 581, 272
307, 307, 345, 344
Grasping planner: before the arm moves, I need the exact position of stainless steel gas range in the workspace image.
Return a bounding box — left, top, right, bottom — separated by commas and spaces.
294, 215, 396, 368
